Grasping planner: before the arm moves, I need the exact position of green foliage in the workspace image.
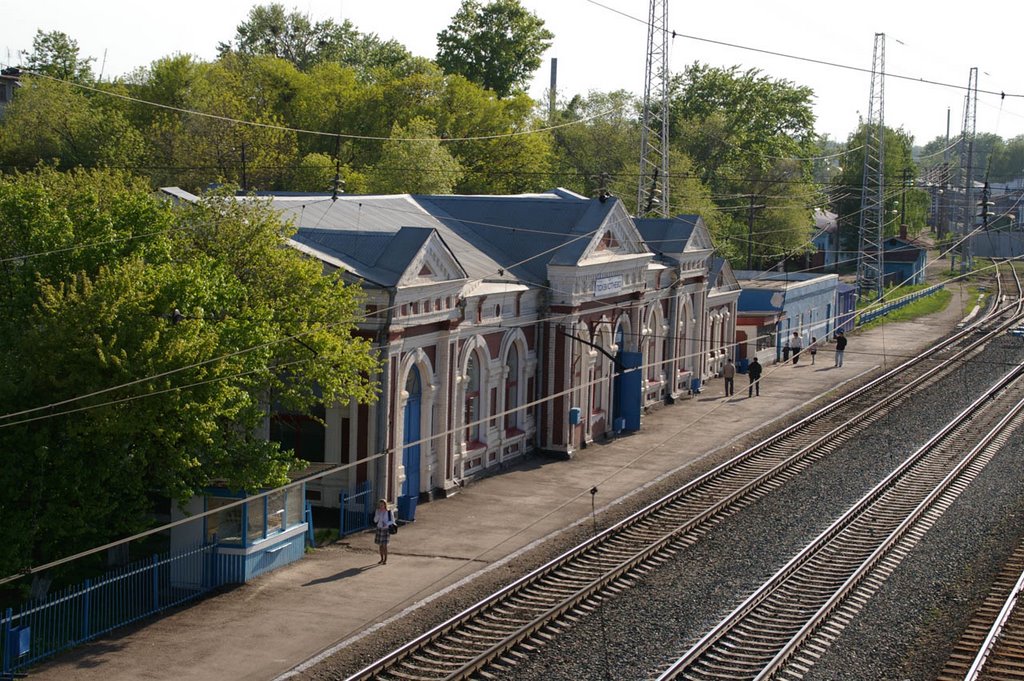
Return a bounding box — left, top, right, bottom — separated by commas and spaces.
436, 0, 553, 98
0, 168, 379, 577
549, 90, 640, 199
22, 30, 94, 82
366, 118, 463, 194
670, 64, 817, 182
0, 76, 145, 169
220, 2, 413, 77
834, 124, 921, 255
988, 135, 1024, 183
669, 64, 819, 267
220, 3, 355, 71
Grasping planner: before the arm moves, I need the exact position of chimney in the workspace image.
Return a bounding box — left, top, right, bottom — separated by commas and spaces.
899, 223, 907, 239
548, 58, 557, 123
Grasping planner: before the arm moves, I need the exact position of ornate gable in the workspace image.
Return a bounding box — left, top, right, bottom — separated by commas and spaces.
580, 203, 647, 265
398, 231, 466, 288
684, 218, 714, 252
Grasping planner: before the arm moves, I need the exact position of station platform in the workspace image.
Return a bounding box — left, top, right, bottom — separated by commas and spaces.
29, 281, 974, 681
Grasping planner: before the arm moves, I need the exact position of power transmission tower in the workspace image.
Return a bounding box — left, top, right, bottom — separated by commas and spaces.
856, 33, 886, 303
956, 67, 978, 273
636, 0, 670, 218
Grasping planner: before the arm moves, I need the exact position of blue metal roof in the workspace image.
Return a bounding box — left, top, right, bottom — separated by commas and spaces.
262, 189, 640, 287
633, 215, 698, 255
417, 190, 614, 282
267, 195, 508, 285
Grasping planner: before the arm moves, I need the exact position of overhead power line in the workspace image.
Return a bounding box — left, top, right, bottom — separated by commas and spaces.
583, 0, 1024, 101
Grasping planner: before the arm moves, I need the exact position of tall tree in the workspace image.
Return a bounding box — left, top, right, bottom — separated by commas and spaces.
834, 124, 924, 261
0, 168, 379, 579
435, 0, 553, 98
220, 3, 413, 77
22, 30, 94, 82
989, 135, 1024, 183
668, 63, 819, 268
549, 90, 641, 199
0, 76, 145, 169
670, 64, 817, 184
366, 117, 463, 194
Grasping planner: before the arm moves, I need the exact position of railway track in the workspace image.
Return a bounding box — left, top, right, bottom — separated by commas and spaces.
654, 359, 1024, 680
345, 267, 1022, 681
937, 543, 1024, 680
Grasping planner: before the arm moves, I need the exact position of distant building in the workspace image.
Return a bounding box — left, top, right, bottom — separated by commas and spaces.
786, 209, 838, 274
733, 271, 839, 363
0, 67, 21, 118
881, 234, 928, 286
811, 210, 839, 271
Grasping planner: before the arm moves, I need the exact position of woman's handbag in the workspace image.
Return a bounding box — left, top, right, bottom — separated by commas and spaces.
388, 510, 398, 534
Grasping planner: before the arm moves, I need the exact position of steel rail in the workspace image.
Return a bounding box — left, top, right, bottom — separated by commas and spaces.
655, 361, 1024, 680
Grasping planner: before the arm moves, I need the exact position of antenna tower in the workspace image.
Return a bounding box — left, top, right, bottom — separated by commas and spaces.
637, 0, 670, 217
956, 67, 978, 273
856, 33, 886, 302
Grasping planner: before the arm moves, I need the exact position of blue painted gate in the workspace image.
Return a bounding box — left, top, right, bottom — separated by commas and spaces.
398, 367, 421, 521
613, 351, 642, 432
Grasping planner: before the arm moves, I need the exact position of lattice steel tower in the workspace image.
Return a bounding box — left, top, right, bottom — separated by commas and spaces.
856, 33, 886, 302
637, 0, 670, 217
956, 67, 978, 273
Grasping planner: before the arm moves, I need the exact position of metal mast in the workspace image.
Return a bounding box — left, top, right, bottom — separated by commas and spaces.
956, 67, 978, 273
637, 0, 670, 217
856, 33, 886, 302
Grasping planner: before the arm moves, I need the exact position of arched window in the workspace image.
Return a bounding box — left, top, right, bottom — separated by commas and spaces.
405, 366, 421, 395
504, 345, 519, 431
465, 353, 481, 445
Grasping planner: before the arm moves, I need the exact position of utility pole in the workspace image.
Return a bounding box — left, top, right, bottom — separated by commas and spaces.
637, 0, 669, 217
856, 33, 886, 302
980, 181, 993, 231
900, 167, 909, 235
747, 194, 756, 269
958, 67, 978, 274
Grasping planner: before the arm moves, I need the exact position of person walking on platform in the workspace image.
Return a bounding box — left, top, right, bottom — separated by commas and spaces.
790, 331, 803, 364
747, 356, 762, 397
722, 358, 735, 397
809, 336, 818, 365
834, 330, 848, 367
373, 498, 396, 565
782, 338, 790, 363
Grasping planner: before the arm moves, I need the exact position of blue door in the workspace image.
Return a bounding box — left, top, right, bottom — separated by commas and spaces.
399, 367, 421, 521
613, 351, 642, 432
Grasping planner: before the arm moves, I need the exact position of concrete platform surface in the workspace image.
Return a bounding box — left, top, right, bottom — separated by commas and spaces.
28, 282, 974, 681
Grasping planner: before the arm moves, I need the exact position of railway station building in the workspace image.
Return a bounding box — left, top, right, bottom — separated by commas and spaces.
162, 187, 737, 519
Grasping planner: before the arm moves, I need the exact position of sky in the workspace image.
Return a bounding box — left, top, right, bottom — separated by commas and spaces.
5, 0, 1024, 148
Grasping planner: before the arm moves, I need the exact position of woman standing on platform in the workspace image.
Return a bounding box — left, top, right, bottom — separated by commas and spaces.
373, 499, 395, 565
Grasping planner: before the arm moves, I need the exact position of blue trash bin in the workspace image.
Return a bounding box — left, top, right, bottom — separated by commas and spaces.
397, 494, 417, 522
690, 378, 701, 394
737, 358, 749, 374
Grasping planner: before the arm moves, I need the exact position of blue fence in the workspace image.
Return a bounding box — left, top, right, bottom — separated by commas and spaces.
339, 480, 373, 537
1, 541, 217, 675
857, 283, 945, 326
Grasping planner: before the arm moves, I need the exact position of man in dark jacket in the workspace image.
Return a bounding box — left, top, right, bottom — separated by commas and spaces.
722, 358, 736, 396
747, 357, 762, 397
834, 331, 848, 367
